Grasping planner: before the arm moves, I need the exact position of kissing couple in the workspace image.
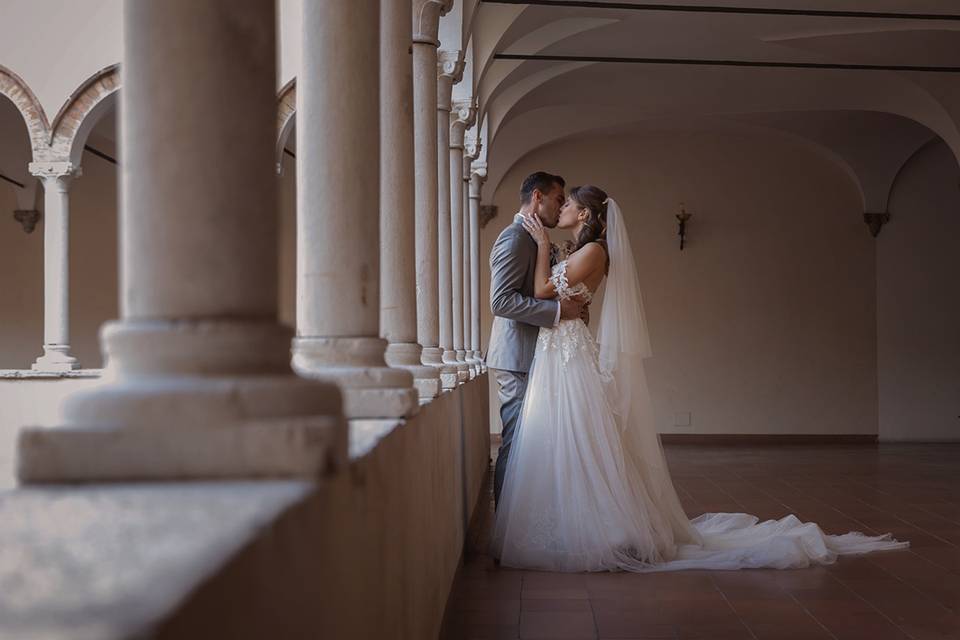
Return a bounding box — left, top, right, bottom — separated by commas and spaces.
485, 171, 908, 572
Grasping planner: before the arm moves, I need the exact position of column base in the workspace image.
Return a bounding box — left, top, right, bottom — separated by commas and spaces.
465, 350, 481, 378
293, 336, 419, 418
457, 349, 476, 379
384, 342, 441, 403
422, 346, 459, 391
17, 374, 346, 483
445, 349, 469, 384
31, 345, 80, 372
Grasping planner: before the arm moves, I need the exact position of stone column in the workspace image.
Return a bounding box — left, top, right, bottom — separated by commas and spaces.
294, 0, 417, 418
469, 164, 487, 371
412, 0, 456, 390
461, 153, 474, 377
28, 161, 81, 372
17, 0, 345, 483
463, 133, 481, 375
449, 100, 475, 379
381, 0, 441, 403
437, 49, 467, 384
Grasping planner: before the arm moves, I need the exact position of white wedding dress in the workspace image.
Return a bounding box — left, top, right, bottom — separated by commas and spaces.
490, 200, 909, 573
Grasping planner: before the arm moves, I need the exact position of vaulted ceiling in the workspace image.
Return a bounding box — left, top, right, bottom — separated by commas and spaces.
465, 1, 960, 206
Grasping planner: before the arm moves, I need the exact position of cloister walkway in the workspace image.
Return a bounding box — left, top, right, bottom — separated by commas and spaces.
443, 443, 960, 640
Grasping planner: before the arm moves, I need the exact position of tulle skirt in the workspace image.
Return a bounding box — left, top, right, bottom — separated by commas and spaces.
490, 319, 909, 573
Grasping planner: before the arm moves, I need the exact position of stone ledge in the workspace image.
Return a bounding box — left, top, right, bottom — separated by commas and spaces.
0, 369, 103, 380
349, 418, 404, 459
0, 375, 490, 639
0, 481, 312, 640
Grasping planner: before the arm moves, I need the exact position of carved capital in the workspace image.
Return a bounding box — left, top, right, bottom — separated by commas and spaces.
29, 161, 81, 193
449, 99, 476, 148
412, 0, 453, 46
464, 130, 482, 160
469, 162, 487, 199
13, 209, 41, 233
436, 49, 466, 111
453, 98, 477, 127
438, 49, 465, 81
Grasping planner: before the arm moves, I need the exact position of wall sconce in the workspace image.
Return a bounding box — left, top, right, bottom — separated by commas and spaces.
14, 209, 40, 234
479, 204, 498, 229
864, 212, 890, 238
676, 203, 692, 251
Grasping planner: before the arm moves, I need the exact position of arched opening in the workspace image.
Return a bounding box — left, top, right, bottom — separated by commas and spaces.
278, 113, 297, 330
0, 94, 42, 368
68, 96, 119, 368
879, 139, 960, 441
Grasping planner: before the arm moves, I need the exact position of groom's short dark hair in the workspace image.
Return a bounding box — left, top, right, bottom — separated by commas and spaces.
520, 171, 565, 205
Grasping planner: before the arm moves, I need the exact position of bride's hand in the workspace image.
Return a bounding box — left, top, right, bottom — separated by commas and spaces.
521, 213, 550, 248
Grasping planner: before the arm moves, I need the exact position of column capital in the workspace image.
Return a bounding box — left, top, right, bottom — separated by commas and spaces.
413, 0, 453, 46
29, 161, 81, 189
449, 99, 476, 149
464, 130, 482, 161
437, 49, 465, 112
438, 49, 465, 83
469, 162, 487, 199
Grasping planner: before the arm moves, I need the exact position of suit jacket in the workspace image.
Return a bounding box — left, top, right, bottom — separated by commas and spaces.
486, 217, 559, 373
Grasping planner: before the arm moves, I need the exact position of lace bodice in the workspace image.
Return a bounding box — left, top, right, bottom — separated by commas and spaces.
538, 261, 601, 367
549, 260, 592, 304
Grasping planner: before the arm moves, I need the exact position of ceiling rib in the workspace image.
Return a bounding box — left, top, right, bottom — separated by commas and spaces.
494, 53, 960, 73
481, 1, 960, 21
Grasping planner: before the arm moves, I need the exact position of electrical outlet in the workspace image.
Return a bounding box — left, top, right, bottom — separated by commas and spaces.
673, 412, 692, 428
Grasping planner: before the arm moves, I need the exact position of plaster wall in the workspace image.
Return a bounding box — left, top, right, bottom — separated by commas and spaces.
0, 0, 123, 120
482, 129, 879, 437
878, 141, 960, 442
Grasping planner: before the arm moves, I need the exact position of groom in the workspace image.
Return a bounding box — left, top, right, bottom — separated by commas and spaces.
487, 171, 585, 508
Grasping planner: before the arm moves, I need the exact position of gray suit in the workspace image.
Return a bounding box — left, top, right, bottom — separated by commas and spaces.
487, 217, 558, 507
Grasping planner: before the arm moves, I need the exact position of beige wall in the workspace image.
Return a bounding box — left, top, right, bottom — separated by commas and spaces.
278, 158, 297, 328
0, 0, 123, 118
482, 129, 880, 436
69, 151, 119, 368
878, 141, 960, 442
0, 182, 44, 368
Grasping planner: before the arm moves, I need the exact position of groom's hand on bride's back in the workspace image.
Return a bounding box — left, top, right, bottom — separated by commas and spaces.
559, 297, 585, 321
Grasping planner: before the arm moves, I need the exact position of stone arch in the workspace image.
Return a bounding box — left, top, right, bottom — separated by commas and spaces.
484, 107, 871, 206
481, 56, 960, 202
0, 64, 49, 157
45, 64, 120, 165
276, 78, 297, 174
474, 14, 960, 172
886, 136, 952, 210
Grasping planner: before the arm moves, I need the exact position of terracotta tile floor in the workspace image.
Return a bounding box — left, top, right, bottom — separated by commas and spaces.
442, 443, 960, 640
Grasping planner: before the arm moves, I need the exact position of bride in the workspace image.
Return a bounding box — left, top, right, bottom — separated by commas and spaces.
490, 185, 909, 573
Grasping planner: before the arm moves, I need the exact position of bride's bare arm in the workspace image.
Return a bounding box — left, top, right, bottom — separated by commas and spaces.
522, 214, 606, 298
521, 214, 558, 299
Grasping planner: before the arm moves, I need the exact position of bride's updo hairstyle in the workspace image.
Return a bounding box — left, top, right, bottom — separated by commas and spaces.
569, 185, 610, 271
